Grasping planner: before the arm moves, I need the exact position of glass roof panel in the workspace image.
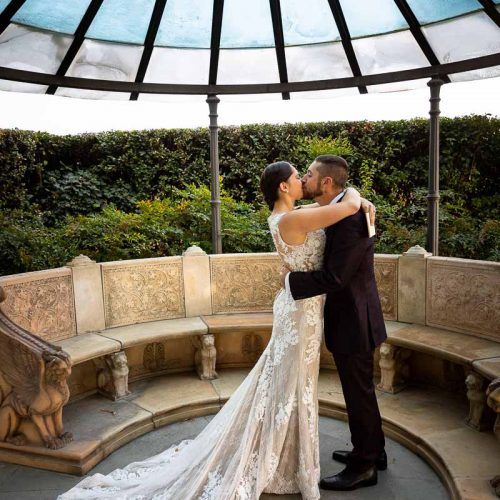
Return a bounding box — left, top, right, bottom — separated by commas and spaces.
280, 0, 340, 45
286, 42, 352, 82
422, 11, 500, 64
65, 39, 143, 81
367, 77, 428, 93
0, 24, 72, 73
0, 0, 11, 15
56, 88, 131, 100
86, 0, 155, 44
12, 0, 91, 35
0, 79, 48, 93
220, 0, 275, 48
352, 30, 429, 75
144, 48, 210, 84
450, 65, 500, 82
406, 0, 482, 25
155, 0, 213, 48
339, 0, 408, 38
217, 48, 279, 83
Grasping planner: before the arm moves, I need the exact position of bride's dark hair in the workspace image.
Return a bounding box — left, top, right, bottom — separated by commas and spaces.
260, 161, 294, 210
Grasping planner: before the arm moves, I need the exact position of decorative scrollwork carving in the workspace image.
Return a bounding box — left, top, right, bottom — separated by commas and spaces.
0, 275, 76, 342
102, 260, 185, 327
143, 342, 167, 372
427, 260, 500, 340
374, 259, 398, 321
210, 256, 281, 313
241, 334, 264, 363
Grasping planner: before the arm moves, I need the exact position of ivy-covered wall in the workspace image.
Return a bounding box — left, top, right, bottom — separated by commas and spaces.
0, 115, 498, 275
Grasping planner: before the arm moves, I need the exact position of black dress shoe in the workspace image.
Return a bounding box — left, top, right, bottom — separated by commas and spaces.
332, 449, 387, 470
320, 465, 378, 491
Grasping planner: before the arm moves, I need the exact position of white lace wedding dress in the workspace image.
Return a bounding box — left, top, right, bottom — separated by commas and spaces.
59, 213, 326, 500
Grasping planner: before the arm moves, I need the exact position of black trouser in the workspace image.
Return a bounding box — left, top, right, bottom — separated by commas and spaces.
333, 349, 385, 472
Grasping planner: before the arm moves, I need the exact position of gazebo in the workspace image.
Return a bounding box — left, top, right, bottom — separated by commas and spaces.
0, 3, 500, 496
0, 0, 499, 254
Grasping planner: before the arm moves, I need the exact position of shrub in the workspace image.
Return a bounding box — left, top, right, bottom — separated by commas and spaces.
0, 184, 274, 274
0, 116, 498, 275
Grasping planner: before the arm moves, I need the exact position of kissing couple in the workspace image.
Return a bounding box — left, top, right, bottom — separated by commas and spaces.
60, 155, 387, 500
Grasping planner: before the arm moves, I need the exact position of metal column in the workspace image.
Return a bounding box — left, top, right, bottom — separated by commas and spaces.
426, 77, 443, 256
207, 94, 222, 254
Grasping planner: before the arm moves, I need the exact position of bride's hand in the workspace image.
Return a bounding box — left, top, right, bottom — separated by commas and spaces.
360, 197, 376, 226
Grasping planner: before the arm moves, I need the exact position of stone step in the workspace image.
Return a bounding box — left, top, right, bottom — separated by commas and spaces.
0, 369, 497, 499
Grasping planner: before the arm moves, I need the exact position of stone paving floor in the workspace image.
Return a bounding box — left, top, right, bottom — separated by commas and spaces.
0, 415, 449, 500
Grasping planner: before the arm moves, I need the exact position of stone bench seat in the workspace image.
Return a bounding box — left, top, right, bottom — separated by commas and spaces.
472, 357, 500, 381
385, 321, 500, 371
57, 317, 209, 366
97, 317, 208, 349
201, 312, 273, 333
58, 333, 122, 365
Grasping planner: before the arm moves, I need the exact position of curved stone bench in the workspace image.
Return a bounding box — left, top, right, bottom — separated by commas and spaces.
0, 247, 498, 498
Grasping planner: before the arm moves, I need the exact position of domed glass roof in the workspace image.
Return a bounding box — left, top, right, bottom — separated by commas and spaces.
0, 0, 498, 100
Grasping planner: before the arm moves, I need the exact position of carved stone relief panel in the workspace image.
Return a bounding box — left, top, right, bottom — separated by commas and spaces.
210, 254, 281, 313
241, 333, 264, 363
102, 258, 185, 327
144, 342, 167, 372
374, 256, 398, 321
215, 330, 272, 368
0, 273, 76, 342
127, 339, 195, 381
426, 258, 500, 340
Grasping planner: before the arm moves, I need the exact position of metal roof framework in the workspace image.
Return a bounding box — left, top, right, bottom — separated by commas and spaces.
0, 0, 499, 255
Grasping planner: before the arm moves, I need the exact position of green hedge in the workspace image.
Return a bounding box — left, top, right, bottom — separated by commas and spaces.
0, 115, 498, 275
0, 184, 273, 275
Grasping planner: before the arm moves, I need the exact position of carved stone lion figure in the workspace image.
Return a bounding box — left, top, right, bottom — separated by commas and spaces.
195, 334, 217, 380
465, 372, 487, 430
97, 351, 130, 400
377, 343, 410, 394
0, 346, 73, 449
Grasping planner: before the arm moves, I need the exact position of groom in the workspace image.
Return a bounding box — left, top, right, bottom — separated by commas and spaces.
282, 155, 387, 491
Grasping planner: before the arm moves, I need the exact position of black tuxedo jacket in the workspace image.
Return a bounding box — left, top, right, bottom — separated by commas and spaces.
289, 206, 387, 354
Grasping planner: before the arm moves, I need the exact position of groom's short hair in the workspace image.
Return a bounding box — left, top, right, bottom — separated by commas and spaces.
314, 155, 349, 189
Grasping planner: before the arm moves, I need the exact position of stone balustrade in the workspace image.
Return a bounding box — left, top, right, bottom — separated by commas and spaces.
0, 247, 498, 397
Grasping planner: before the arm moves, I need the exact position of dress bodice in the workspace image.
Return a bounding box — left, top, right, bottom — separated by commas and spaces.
268, 212, 326, 272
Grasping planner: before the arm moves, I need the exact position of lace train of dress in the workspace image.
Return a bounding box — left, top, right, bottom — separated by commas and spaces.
59, 213, 326, 500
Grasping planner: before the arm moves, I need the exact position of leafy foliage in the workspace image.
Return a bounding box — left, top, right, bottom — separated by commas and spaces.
0, 184, 273, 275
0, 115, 498, 275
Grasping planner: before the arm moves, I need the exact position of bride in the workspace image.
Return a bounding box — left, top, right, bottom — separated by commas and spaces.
59, 161, 363, 500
